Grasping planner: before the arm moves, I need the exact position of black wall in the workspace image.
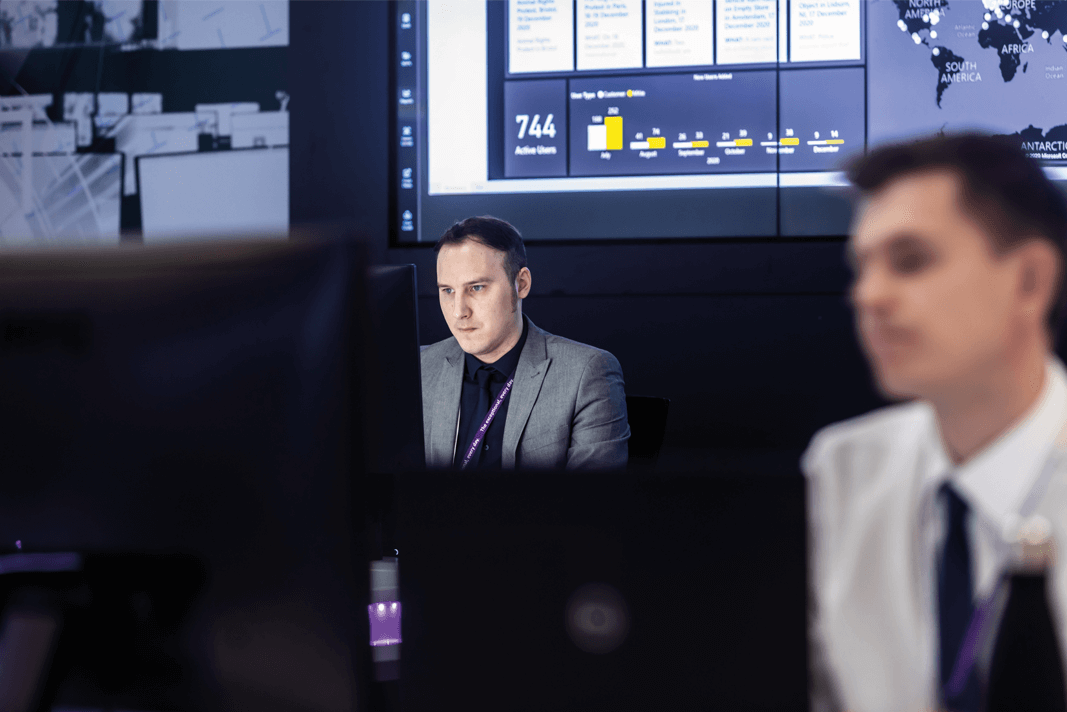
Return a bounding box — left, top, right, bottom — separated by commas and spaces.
290, 1, 889, 473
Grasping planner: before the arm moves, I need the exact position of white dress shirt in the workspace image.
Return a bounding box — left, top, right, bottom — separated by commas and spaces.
803, 357, 1067, 712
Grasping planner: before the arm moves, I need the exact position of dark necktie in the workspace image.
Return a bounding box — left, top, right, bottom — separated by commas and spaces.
466, 366, 495, 469
938, 482, 981, 712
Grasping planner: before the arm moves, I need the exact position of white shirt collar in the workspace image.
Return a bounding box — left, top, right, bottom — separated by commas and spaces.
920, 357, 1067, 531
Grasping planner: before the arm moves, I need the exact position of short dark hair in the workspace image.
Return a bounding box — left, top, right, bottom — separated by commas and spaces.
434, 215, 528, 285
847, 133, 1067, 338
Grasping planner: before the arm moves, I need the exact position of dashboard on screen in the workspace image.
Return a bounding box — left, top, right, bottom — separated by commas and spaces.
395, 0, 1067, 242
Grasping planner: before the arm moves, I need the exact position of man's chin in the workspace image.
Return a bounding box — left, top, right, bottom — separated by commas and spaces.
872, 366, 927, 402
452, 331, 480, 353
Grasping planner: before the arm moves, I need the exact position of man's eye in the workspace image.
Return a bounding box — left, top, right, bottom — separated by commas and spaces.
441, 288, 452, 295
892, 251, 931, 274
471, 285, 484, 292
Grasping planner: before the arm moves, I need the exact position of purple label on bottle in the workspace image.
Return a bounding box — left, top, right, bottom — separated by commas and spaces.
368, 601, 402, 646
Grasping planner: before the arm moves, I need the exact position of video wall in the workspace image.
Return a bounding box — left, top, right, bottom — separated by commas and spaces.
0, 0, 288, 244
396, 0, 1067, 241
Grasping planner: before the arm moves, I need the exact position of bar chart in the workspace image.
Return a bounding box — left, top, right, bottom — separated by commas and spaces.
569, 72, 778, 176
588, 116, 624, 151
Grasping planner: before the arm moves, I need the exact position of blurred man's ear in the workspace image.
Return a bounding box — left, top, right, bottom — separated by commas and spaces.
1015, 239, 1059, 329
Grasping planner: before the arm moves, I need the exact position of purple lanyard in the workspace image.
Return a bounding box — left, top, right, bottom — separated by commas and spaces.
460, 372, 516, 470
945, 584, 1001, 697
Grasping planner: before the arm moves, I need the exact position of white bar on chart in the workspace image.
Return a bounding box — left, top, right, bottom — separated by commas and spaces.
760, 140, 777, 146
716, 0, 780, 65
630, 140, 651, 149
588, 125, 608, 151
716, 140, 734, 147
790, 0, 860, 62
509, 0, 575, 73
645, 0, 714, 68
673, 141, 694, 148
577, 0, 643, 71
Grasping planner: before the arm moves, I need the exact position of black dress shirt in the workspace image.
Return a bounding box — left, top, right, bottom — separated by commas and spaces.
454, 316, 529, 469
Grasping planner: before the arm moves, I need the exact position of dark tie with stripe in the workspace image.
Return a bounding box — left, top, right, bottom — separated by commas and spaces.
466, 366, 494, 469
938, 482, 981, 712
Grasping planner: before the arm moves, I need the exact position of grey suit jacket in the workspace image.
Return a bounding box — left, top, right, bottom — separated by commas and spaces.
420, 318, 629, 470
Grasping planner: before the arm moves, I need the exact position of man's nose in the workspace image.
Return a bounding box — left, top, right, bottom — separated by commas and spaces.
453, 291, 471, 319
851, 264, 892, 315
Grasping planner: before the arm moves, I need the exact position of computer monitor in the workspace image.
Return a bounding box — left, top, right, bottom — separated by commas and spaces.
394, 470, 808, 711
366, 264, 425, 475
0, 236, 372, 712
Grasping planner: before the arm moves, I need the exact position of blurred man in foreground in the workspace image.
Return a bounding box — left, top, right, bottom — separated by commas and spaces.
803, 134, 1067, 712
421, 216, 629, 470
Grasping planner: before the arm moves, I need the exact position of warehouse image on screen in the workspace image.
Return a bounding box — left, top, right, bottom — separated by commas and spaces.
0, 0, 289, 243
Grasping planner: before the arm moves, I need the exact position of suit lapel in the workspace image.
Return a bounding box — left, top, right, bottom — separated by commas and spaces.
502, 320, 551, 468
428, 344, 465, 468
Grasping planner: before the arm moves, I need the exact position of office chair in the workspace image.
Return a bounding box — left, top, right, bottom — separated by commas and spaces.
625, 395, 670, 469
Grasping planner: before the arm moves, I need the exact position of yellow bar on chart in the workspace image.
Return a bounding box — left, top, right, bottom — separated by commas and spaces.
827, 139, 844, 145
605, 116, 623, 151
734, 139, 753, 147
691, 141, 709, 148
647, 136, 666, 149
779, 138, 800, 146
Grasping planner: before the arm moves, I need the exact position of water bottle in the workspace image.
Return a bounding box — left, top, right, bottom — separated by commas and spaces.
984, 515, 1067, 712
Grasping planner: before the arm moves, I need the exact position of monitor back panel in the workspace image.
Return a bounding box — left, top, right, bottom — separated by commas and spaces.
395, 472, 808, 712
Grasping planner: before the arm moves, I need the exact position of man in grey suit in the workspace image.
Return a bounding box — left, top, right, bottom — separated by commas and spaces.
421, 216, 629, 470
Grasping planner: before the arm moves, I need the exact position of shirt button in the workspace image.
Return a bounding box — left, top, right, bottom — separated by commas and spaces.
483, 443, 490, 451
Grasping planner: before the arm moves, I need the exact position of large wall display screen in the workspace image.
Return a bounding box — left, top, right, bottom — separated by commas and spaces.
396, 0, 1067, 241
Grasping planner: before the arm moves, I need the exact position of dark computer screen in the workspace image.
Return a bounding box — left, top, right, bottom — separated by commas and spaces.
0, 236, 372, 712
367, 264, 426, 475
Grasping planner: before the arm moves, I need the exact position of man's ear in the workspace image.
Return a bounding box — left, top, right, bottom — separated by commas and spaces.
515, 267, 532, 300
1016, 239, 1059, 325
